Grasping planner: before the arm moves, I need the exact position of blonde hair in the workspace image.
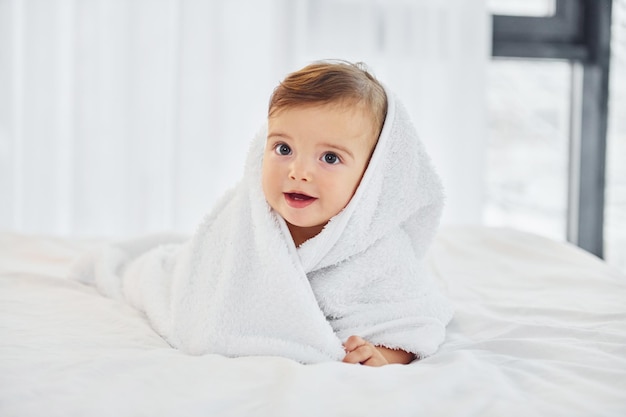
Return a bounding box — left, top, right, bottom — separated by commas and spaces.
269, 60, 388, 137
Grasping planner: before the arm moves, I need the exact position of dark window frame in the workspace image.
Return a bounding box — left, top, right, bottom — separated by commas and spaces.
491, 0, 613, 258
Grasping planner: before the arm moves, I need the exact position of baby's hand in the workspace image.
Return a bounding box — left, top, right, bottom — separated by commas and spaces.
342, 335, 389, 367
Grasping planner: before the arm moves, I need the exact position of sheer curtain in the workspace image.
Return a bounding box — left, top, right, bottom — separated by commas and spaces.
0, 0, 488, 237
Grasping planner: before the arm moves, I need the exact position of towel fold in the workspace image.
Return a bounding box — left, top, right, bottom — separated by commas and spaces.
71, 88, 454, 364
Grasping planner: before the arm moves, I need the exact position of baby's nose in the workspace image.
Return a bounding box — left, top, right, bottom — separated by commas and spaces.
289, 158, 312, 182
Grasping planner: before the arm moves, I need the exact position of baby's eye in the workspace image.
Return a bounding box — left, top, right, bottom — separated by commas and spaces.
274, 143, 292, 156
322, 152, 340, 165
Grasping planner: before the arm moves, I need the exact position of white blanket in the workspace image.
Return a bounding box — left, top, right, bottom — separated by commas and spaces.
1, 227, 625, 416
70, 90, 454, 363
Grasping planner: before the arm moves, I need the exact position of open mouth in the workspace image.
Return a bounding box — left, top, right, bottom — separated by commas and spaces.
286, 193, 314, 201
284, 192, 317, 208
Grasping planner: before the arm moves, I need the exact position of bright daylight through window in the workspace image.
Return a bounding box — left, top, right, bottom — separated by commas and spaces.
486, 0, 625, 273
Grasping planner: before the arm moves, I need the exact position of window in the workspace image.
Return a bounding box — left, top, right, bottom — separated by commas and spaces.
605, 0, 626, 272
488, 0, 556, 17
489, 0, 619, 271
485, 59, 571, 242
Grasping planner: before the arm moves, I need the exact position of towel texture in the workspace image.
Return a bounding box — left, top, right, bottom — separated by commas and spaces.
71, 89, 454, 364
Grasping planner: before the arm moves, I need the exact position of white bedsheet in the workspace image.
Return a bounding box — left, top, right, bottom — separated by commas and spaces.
1, 227, 625, 416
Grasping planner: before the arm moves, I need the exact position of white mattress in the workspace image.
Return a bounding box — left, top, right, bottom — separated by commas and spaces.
1, 226, 625, 416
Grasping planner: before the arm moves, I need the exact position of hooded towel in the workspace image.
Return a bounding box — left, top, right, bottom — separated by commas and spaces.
71, 89, 454, 364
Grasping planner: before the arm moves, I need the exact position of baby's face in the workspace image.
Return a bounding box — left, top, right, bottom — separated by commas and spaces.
262, 102, 378, 242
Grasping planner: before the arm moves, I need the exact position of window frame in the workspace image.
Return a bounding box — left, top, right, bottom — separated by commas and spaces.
491, 0, 613, 258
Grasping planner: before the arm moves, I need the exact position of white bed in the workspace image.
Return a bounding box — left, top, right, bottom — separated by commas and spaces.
1, 226, 625, 416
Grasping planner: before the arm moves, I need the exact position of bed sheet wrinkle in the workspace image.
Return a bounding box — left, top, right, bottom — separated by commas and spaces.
1, 228, 626, 416
512, 358, 625, 412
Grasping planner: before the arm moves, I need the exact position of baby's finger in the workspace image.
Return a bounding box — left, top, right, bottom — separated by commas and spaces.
342, 345, 374, 365
343, 335, 367, 352
361, 354, 388, 367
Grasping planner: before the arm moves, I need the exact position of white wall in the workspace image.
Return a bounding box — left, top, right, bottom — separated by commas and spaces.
0, 0, 488, 237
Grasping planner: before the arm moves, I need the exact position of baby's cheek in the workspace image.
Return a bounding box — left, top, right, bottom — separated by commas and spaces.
341, 179, 362, 208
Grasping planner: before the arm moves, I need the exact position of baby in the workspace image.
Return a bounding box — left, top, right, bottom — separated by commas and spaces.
73, 60, 454, 367
264, 62, 414, 365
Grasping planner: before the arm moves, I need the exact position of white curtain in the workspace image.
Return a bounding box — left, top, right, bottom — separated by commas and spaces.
0, 0, 488, 237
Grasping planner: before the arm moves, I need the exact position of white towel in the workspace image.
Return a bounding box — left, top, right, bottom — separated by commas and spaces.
71, 89, 454, 364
